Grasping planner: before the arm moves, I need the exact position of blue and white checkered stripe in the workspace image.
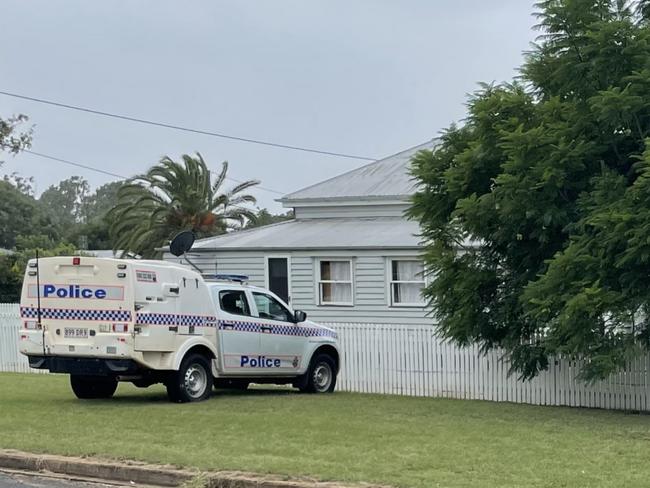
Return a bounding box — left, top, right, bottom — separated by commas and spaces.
135, 313, 218, 327
20, 307, 132, 322
218, 320, 337, 339
178, 314, 218, 327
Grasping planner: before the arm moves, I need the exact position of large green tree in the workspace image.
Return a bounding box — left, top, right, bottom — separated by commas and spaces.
39, 176, 90, 228
109, 153, 258, 258
409, 0, 650, 381
0, 181, 59, 249
70, 180, 125, 250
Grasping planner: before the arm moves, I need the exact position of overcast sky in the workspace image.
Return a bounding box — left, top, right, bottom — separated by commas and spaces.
1, 1, 537, 211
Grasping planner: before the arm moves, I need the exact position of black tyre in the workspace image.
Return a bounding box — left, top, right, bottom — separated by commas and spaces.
166, 353, 213, 403
70, 375, 118, 399
300, 354, 337, 393
214, 379, 250, 390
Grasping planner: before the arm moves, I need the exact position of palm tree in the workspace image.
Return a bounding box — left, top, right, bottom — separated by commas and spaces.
109, 153, 258, 258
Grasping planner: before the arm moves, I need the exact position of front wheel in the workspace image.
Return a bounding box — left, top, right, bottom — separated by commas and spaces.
300, 354, 337, 393
166, 354, 213, 403
70, 375, 118, 399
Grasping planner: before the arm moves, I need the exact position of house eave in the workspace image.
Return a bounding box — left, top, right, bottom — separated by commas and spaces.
163, 245, 423, 253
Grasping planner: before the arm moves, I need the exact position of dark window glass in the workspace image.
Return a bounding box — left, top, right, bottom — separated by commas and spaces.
268, 258, 289, 303
219, 290, 251, 316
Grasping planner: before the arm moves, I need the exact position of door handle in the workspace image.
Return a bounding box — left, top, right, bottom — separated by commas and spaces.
222, 322, 235, 329
260, 325, 272, 333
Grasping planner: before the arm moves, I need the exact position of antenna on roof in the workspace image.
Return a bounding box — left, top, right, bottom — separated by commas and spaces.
169, 230, 202, 274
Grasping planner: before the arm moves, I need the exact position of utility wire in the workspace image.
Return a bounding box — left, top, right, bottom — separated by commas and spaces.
25, 150, 128, 179
24, 149, 287, 196
22, 150, 280, 213
0, 90, 377, 161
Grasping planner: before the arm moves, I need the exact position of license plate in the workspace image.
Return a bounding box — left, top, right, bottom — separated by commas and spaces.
64, 327, 88, 338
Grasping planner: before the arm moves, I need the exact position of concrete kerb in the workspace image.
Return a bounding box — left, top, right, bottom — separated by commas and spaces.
0, 450, 391, 488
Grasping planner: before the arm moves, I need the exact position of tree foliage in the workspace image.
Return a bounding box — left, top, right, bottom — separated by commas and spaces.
0, 114, 32, 164
0, 181, 59, 249
70, 180, 124, 250
39, 176, 90, 228
409, 0, 650, 381
109, 153, 259, 258
245, 208, 294, 228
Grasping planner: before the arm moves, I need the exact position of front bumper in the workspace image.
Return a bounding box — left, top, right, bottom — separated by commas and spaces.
27, 356, 142, 376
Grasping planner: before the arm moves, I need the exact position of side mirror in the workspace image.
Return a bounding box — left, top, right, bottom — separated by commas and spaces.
294, 310, 307, 323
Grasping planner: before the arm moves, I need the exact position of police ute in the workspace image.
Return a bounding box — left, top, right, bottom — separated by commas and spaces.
18, 239, 339, 403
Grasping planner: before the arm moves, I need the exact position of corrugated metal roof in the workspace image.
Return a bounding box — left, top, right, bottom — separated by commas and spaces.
280, 140, 436, 202
191, 217, 421, 250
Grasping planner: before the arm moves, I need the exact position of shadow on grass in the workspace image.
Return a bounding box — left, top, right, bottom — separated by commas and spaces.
102, 384, 305, 405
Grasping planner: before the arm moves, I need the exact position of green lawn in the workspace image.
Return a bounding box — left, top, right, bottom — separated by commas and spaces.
1, 373, 650, 488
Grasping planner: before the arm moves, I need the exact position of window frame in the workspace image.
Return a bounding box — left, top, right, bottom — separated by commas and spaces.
387, 258, 426, 308
264, 255, 292, 304
251, 291, 295, 323
316, 258, 354, 307
217, 289, 252, 317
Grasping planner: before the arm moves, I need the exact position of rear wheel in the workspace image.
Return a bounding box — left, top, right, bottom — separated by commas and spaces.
300, 354, 337, 393
166, 354, 213, 403
70, 375, 118, 399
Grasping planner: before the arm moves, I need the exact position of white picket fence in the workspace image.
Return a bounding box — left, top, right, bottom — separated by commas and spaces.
0, 303, 42, 373
2, 303, 649, 410
330, 322, 650, 411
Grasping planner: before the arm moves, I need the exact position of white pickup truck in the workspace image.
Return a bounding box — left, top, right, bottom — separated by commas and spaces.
18, 256, 340, 402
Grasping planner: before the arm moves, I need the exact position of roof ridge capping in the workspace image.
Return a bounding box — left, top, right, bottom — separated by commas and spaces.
278, 139, 438, 203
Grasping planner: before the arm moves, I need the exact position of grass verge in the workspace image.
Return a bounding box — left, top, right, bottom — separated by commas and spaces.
1, 373, 650, 487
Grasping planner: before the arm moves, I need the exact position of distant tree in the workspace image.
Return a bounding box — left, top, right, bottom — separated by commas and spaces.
39, 176, 90, 228
0, 114, 32, 164
109, 153, 258, 258
245, 208, 294, 229
84, 180, 124, 222
409, 0, 650, 381
0, 181, 59, 249
68, 219, 113, 250
3, 172, 35, 196
71, 180, 125, 250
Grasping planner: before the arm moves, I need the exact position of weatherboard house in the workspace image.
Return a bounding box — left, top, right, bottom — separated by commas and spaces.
164, 142, 435, 328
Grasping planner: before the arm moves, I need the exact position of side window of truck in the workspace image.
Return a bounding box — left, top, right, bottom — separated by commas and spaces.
219, 290, 251, 316
252, 292, 293, 323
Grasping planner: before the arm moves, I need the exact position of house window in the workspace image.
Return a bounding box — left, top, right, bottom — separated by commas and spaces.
318, 260, 353, 306
389, 259, 425, 306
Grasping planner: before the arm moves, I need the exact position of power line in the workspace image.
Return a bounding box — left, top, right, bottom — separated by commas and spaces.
23, 149, 287, 196
0, 90, 377, 161
25, 150, 128, 179
21, 149, 262, 214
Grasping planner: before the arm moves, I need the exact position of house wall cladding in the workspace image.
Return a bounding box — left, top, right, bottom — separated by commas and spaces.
2, 303, 649, 411
165, 250, 430, 325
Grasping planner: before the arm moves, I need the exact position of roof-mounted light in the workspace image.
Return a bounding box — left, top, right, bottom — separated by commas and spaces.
213, 274, 249, 284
